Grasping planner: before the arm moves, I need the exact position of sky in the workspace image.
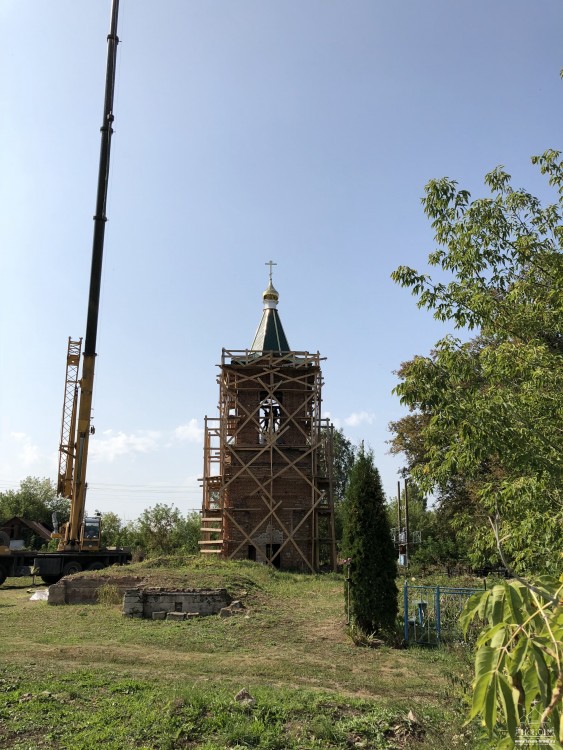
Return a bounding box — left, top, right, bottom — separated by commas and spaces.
1, 0, 561, 520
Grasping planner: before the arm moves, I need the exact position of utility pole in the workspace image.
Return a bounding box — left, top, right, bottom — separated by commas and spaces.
396, 480, 402, 539
404, 479, 409, 568
395, 477, 410, 567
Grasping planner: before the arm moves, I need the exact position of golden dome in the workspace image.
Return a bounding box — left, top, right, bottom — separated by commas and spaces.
262, 280, 279, 303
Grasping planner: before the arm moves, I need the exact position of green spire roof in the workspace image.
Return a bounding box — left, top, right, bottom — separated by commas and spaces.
251, 277, 291, 353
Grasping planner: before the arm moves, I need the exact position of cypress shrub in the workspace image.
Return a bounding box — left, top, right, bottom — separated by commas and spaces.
343, 446, 398, 634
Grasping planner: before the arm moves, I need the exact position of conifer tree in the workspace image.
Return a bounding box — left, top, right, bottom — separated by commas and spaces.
343, 446, 398, 634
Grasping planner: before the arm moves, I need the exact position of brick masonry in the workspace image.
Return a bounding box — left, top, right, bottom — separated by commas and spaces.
220, 361, 324, 571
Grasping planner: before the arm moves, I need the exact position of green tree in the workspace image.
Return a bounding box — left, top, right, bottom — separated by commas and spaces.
331, 428, 357, 501
135, 504, 201, 555
183, 511, 202, 555
96, 511, 127, 548
0, 477, 70, 547
329, 428, 356, 546
343, 446, 397, 635
391, 150, 563, 575
388, 411, 485, 569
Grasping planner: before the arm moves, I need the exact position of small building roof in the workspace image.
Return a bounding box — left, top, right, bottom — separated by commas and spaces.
0, 516, 52, 541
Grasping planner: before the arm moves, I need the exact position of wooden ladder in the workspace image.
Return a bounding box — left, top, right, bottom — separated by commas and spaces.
198, 510, 223, 555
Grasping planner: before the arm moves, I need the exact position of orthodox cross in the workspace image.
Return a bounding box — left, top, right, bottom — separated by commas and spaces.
265, 259, 277, 283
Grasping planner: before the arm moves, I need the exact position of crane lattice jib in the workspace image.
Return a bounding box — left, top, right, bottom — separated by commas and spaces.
57, 338, 82, 498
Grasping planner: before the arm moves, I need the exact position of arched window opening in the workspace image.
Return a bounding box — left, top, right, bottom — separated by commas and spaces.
259, 391, 283, 441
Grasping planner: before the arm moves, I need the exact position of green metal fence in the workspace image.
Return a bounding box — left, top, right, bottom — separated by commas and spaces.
403, 583, 483, 645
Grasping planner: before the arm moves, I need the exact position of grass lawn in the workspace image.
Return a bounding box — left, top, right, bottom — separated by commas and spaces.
0, 557, 476, 749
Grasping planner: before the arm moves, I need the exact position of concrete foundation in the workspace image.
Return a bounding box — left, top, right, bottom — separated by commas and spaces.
48, 575, 145, 605
122, 588, 230, 618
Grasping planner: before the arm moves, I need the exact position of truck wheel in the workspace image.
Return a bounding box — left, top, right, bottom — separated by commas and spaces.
41, 575, 60, 585
62, 562, 82, 577
0, 567, 7, 586
87, 562, 105, 571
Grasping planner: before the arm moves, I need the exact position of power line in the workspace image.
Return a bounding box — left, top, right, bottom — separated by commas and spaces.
88, 482, 199, 492
0, 479, 203, 498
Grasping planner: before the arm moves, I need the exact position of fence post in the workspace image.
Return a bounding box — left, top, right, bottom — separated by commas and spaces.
435, 586, 441, 645
403, 582, 409, 643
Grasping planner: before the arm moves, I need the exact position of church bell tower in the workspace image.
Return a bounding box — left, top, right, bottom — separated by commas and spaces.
200, 264, 336, 572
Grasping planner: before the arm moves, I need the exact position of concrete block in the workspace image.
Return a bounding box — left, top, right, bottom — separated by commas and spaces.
122, 589, 144, 618
166, 611, 187, 621
47, 584, 66, 606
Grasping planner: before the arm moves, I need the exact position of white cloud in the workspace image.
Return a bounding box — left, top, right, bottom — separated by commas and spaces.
344, 411, 375, 427
10, 431, 40, 467
0, 432, 45, 482
89, 429, 162, 463
2, 418, 204, 476
324, 411, 376, 429
174, 419, 204, 444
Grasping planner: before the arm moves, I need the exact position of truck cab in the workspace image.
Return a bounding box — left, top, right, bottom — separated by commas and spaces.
80, 516, 102, 551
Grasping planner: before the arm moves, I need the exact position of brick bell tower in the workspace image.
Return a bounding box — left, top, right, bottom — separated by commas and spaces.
200, 263, 336, 572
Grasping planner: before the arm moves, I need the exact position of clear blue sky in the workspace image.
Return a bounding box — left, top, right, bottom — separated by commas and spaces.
1, 0, 561, 519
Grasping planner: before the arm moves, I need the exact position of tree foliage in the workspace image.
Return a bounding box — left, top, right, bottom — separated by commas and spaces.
389, 408, 497, 570
384, 481, 464, 571
343, 446, 397, 635
461, 575, 562, 747
329, 428, 357, 546
391, 150, 563, 575
331, 428, 357, 502
96, 511, 130, 549
122, 504, 201, 556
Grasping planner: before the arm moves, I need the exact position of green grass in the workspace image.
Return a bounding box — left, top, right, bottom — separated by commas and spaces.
0, 558, 477, 749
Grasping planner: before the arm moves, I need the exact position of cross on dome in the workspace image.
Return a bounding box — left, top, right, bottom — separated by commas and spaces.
265, 259, 277, 283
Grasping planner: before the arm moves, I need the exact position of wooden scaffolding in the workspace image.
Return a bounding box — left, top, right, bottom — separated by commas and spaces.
200, 349, 336, 572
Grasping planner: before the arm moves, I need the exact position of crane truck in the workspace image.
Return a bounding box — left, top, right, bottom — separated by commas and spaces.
30, 0, 132, 585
